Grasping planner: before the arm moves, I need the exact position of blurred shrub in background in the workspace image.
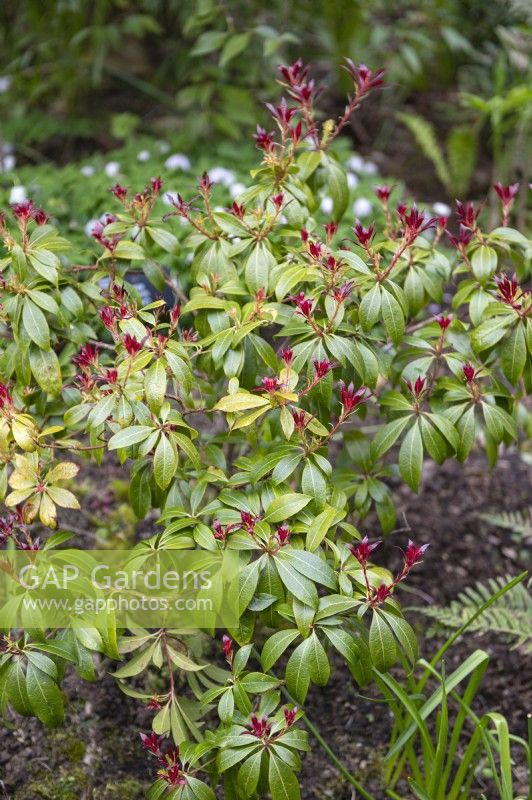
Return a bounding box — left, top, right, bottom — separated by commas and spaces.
0, 0, 530, 199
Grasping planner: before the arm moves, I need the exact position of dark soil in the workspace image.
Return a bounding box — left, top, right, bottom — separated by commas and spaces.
0, 451, 530, 799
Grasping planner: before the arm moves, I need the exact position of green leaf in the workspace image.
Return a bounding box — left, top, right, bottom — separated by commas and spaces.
369, 610, 397, 671
322, 627, 359, 669
244, 242, 276, 294
6, 659, 32, 715
500, 324, 526, 385
301, 462, 327, 505
214, 393, 270, 413
359, 285, 382, 331
237, 750, 262, 796
323, 155, 348, 221
219, 32, 251, 66
108, 425, 153, 450
306, 506, 337, 551
399, 422, 423, 492
371, 416, 411, 460
264, 493, 311, 523
269, 752, 300, 800
471, 245, 497, 283
306, 632, 330, 685
273, 557, 318, 607
25, 662, 64, 726
279, 549, 337, 590
381, 288, 405, 345
261, 629, 300, 671
238, 557, 263, 614
144, 358, 167, 413
129, 465, 152, 518
146, 226, 178, 253
285, 639, 312, 703
29, 346, 62, 395
22, 299, 50, 350
153, 433, 177, 489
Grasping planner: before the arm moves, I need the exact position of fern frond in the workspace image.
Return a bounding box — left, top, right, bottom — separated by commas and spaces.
478, 507, 532, 539
397, 112, 451, 191
414, 575, 532, 653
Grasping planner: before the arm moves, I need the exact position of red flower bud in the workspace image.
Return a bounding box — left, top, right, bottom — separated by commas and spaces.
403, 539, 429, 569
280, 347, 293, 366
122, 334, 142, 356
284, 706, 297, 727
110, 183, 128, 202
291, 409, 307, 430
462, 362, 476, 383
348, 535, 381, 566
435, 314, 451, 330
140, 731, 164, 755
374, 184, 391, 202
455, 200, 481, 229
11, 200, 34, 221
32, 207, 49, 225
353, 221, 374, 247
222, 634, 233, 664
339, 381, 367, 414
313, 359, 333, 379
289, 292, 314, 319
240, 511, 256, 533
249, 715, 271, 738
372, 583, 392, 605
324, 221, 338, 242
150, 176, 163, 194
170, 304, 181, 325
493, 182, 519, 205
276, 523, 291, 546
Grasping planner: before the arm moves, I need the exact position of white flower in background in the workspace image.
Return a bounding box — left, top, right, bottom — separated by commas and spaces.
229, 182, 246, 198
208, 167, 235, 186
104, 161, 120, 177
279, 214, 288, 224
84, 219, 99, 237
163, 191, 178, 206
164, 153, 190, 171
80, 165, 95, 177
347, 154, 364, 172
137, 150, 151, 162
362, 161, 378, 175
9, 185, 26, 204
320, 196, 333, 214
213, 205, 225, 213
158, 141, 170, 154
433, 202, 452, 217
1, 154, 15, 172
0, 76, 11, 93
347, 173, 359, 189
353, 197, 373, 217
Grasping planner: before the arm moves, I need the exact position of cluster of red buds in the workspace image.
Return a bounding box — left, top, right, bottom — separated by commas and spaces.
256, 376, 283, 394
140, 734, 185, 787
240, 511, 257, 534
212, 519, 239, 543
339, 381, 367, 415
493, 182, 519, 226
455, 200, 482, 231
71, 343, 120, 393
91, 213, 122, 253
291, 409, 308, 431
10, 199, 48, 227
399, 205, 438, 243
110, 176, 164, 222
98, 283, 137, 336
348, 536, 428, 605
248, 714, 272, 739
353, 221, 375, 248
290, 292, 315, 319
446, 224, 474, 253
0, 509, 39, 550
313, 359, 334, 379
495, 273, 528, 311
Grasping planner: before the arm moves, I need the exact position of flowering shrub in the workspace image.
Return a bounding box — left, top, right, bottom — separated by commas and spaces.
0, 59, 530, 798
